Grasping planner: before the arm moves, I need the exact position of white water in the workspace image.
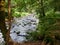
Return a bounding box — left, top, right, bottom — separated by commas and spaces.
10, 14, 39, 43
0, 30, 5, 45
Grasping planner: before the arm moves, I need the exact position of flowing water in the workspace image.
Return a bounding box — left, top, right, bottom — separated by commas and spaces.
10, 14, 39, 43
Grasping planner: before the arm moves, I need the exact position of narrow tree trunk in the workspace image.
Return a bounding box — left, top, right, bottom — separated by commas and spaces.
6, 0, 11, 45
40, 0, 45, 16
39, 0, 45, 17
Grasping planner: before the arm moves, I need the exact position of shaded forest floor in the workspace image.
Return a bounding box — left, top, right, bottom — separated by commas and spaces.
8, 40, 60, 45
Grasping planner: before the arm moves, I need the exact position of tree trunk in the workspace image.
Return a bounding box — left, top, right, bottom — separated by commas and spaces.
40, 0, 45, 16
6, 0, 11, 45
0, 0, 7, 45
39, 0, 45, 17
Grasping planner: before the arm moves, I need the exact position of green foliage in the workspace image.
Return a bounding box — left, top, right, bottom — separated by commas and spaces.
26, 31, 39, 41
15, 0, 60, 42
26, 12, 60, 42
5, 0, 60, 43
11, 7, 29, 17
12, 11, 29, 17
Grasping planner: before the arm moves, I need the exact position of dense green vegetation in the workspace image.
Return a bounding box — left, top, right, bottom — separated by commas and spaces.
9, 0, 60, 44
0, 0, 60, 45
